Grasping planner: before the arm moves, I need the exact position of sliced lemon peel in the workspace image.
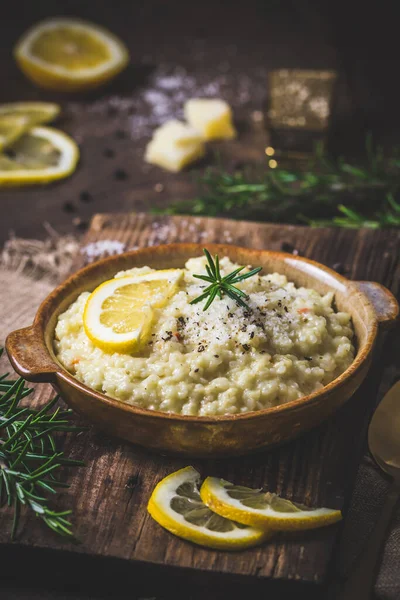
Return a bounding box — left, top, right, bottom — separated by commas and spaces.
148, 467, 270, 551
0, 126, 79, 186
200, 477, 342, 531
14, 18, 129, 92
83, 269, 183, 353
0, 102, 60, 151
0, 101, 60, 123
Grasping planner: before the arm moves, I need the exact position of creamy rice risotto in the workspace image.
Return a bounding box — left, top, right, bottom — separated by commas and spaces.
54, 256, 355, 416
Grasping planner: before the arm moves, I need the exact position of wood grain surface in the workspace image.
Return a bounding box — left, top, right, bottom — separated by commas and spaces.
2, 0, 400, 247
1, 212, 399, 592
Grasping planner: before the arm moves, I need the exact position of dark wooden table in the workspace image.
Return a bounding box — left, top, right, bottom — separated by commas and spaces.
1, 213, 399, 600
1, 0, 400, 244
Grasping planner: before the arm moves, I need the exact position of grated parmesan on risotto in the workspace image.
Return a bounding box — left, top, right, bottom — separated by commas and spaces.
54, 256, 355, 416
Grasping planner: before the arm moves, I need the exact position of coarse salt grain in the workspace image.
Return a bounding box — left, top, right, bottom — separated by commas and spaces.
65, 64, 268, 141
81, 240, 126, 261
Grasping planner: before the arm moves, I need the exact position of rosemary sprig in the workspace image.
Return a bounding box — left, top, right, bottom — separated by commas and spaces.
306, 193, 400, 228
190, 249, 262, 311
0, 347, 84, 541
156, 136, 400, 228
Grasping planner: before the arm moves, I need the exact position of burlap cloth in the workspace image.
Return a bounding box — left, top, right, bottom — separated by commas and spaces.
0, 232, 79, 343
0, 234, 399, 600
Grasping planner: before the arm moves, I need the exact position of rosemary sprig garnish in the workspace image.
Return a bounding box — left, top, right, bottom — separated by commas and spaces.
155, 136, 400, 228
190, 249, 262, 311
0, 347, 84, 541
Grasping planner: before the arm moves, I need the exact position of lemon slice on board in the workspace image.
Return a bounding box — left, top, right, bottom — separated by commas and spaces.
0, 126, 79, 186
83, 269, 183, 353
0, 115, 28, 151
200, 478, 342, 531
0, 102, 61, 151
14, 18, 129, 92
0, 102, 60, 125
148, 467, 271, 551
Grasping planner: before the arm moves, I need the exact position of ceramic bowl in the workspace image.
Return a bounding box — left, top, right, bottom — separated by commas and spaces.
6, 244, 399, 457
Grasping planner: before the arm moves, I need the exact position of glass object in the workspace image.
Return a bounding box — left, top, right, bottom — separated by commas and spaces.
266, 69, 337, 160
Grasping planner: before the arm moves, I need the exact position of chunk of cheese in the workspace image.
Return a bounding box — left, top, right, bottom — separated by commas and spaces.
184, 98, 236, 140
152, 119, 203, 147
145, 137, 205, 172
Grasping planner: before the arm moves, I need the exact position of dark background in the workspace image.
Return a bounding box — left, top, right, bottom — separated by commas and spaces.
1, 1, 399, 598
1, 0, 399, 245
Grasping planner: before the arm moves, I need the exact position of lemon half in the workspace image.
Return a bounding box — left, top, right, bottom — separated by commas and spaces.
0, 126, 79, 186
200, 477, 342, 531
148, 467, 271, 551
83, 269, 183, 353
14, 18, 129, 92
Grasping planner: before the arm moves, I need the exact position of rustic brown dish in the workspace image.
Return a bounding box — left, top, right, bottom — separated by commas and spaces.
6, 243, 399, 457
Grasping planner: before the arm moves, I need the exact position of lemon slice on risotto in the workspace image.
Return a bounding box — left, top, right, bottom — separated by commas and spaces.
0, 126, 79, 186
200, 477, 342, 531
83, 269, 183, 353
148, 467, 271, 550
14, 18, 129, 92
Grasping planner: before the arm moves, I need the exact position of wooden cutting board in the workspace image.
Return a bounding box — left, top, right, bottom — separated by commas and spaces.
1, 213, 399, 593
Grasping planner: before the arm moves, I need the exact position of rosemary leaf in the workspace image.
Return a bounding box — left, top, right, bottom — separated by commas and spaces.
0, 347, 84, 541
231, 267, 262, 282
222, 266, 246, 282
155, 137, 400, 229
203, 286, 219, 311
190, 250, 261, 310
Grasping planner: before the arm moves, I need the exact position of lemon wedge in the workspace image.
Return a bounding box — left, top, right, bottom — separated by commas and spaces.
200, 477, 342, 531
0, 126, 79, 186
83, 269, 183, 353
0, 115, 28, 152
14, 18, 129, 92
148, 467, 271, 550
0, 102, 60, 125
0, 102, 61, 151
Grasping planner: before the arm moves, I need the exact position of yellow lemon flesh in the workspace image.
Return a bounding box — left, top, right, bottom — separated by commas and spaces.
0, 103, 60, 151
148, 467, 271, 551
0, 115, 28, 152
0, 126, 79, 186
200, 477, 342, 532
0, 102, 60, 125
83, 269, 183, 354
14, 18, 129, 92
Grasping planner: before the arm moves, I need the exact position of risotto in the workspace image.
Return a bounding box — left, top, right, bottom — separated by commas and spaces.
54, 256, 355, 416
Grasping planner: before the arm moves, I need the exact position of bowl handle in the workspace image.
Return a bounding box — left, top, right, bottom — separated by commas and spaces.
5, 326, 59, 383
355, 281, 399, 329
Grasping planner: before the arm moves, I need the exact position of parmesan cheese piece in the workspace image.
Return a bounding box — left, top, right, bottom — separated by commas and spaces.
145, 137, 205, 172
152, 119, 203, 147
145, 118, 205, 171
184, 98, 236, 140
